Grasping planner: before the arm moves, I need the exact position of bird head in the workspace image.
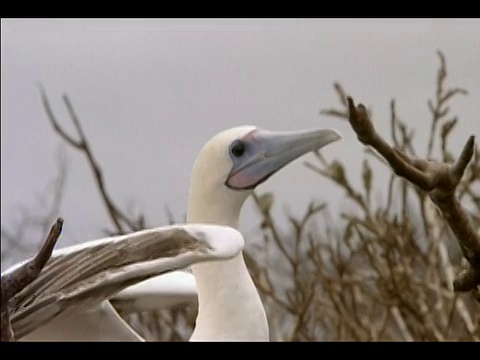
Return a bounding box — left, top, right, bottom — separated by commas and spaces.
187, 125, 342, 225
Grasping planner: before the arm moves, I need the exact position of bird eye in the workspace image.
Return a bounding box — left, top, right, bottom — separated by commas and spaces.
230, 141, 245, 157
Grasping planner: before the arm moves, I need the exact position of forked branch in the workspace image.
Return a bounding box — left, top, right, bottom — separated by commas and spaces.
39, 85, 140, 234
346, 97, 480, 293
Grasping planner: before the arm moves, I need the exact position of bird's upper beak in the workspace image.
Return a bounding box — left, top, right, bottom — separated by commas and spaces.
226, 128, 342, 190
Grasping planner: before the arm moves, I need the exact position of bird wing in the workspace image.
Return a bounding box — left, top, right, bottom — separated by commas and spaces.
4, 223, 244, 340
20, 300, 144, 342
109, 270, 198, 312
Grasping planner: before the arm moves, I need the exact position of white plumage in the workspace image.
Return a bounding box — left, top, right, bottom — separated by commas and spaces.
3, 125, 341, 341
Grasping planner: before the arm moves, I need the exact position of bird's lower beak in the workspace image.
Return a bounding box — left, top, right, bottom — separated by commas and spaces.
226, 128, 342, 190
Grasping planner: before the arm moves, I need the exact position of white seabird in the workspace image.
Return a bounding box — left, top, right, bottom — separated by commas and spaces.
4, 125, 341, 341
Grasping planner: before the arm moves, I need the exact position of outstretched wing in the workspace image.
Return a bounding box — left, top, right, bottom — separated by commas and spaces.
3, 223, 244, 340
110, 270, 198, 312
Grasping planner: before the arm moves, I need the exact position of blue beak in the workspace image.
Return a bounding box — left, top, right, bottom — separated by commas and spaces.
226, 128, 342, 190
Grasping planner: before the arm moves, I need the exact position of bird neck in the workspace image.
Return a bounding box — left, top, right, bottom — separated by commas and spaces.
187, 194, 269, 341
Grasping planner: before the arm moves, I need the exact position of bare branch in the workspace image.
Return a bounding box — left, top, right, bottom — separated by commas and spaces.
39, 88, 140, 234
1, 218, 63, 341
38, 84, 83, 149
347, 96, 479, 293
426, 51, 468, 158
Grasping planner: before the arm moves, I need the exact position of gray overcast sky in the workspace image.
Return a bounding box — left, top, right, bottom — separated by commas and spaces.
1, 19, 479, 264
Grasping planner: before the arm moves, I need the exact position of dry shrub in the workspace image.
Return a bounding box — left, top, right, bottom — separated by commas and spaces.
247, 51, 479, 341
